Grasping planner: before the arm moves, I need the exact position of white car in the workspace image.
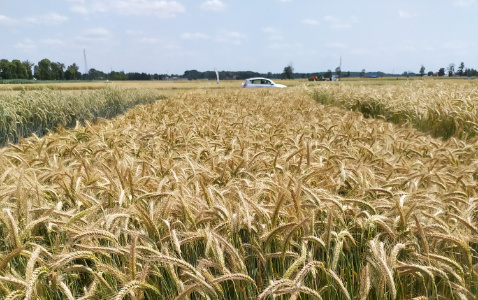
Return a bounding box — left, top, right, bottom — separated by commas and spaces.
241, 77, 287, 88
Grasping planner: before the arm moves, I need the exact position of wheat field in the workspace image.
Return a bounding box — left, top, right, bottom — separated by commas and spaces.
0, 85, 477, 299
0, 87, 165, 145
308, 80, 478, 140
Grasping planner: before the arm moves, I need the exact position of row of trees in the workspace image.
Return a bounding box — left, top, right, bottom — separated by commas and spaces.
2, 57, 477, 82
285, 62, 477, 80
0, 59, 33, 80
0, 59, 82, 80
0, 58, 169, 81
417, 62, 478, 77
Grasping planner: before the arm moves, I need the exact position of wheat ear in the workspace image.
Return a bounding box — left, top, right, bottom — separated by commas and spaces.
4, 209, 21, 248
71, 229, 118, 244
294, 261, 325, 284
4, 290, 25, 300
258, 279, 294, 300
174, 283, 201, 300
359, 263, 371, 300
283, 255, 306, 279
57, 276, 75, 300
211, 273, 256, 285
114, 280, 160, 300
24, 267, 48, 300
327, 269, 351, 300
413, 215, 430, 262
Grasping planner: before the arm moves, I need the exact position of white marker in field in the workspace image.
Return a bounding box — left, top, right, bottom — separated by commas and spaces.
215, 68, 219, 84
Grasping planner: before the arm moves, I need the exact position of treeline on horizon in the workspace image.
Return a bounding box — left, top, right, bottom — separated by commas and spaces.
1, 58, 477, 82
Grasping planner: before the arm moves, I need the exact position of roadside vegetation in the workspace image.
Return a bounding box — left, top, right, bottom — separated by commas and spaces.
0, 86, 477, 299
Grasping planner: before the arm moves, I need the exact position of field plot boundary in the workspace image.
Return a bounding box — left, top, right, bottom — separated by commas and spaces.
0, 86, 166, 146
307, 81, 478, 141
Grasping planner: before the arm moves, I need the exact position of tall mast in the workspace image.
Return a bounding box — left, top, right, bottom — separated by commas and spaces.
83, 49, 88, 75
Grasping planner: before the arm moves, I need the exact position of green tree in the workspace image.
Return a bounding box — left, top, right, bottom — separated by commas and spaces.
88, 68, 106, 80
419, 65, 425, 77
65, 63, 80, 80
0, 59, 16, 79
37, 58, 52, 80
324, 69, 332, 80
22, 60, 34, 79
183, 69, 200, 80
335, 67, 341, 78
438, 68, 445, 76
360, 69, 366, 78
11, 60, 28, 79
50, 62, 65, 80
108, 70, 126, 80
458, 62, 464, 76
282, 64, 294, 79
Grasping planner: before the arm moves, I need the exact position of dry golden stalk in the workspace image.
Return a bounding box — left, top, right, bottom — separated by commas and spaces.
3, 209, 21, 248
51, 251, 98, 270
359, 263, 371, 300
71, 229, 118, 244
326, 269, 351, 300
114, 280, 160, 300
257, 279, 295, 300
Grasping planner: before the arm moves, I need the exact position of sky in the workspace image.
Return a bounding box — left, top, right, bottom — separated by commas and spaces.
1, 0, 477, 75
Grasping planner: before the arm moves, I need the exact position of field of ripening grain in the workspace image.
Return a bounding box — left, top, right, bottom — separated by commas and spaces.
0, 81, 478, 299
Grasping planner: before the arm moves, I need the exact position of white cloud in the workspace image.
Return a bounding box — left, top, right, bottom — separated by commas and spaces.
78, 27, 113, 42
269, 42, 303, 50
126, 29, 145, 35
399, 45, 417, 52
138, 37, 180, 50
325, 42, 346, 49
262, 27, 283, 40
324, 15, 352, 29
200, 0, 226, 11
139, 37, 161, 44
0, 12, 68, 26
84, 27, 111, 36
215, 30, 247, 45
162, 42, 181, 50
14, 39, 37, 52
0, 14, 13, 24
181, 32, 210, 40
302, 18, 319, 25
262, 27, 277, 34
398, 10, 416, 18
441, 42, 464, 50
324, 16, 338, 23
70, 0, 185, 18
41, 12, 69, 25
350, 48, 371, 56
454, 0, 477, 6
41, 38, 64, 45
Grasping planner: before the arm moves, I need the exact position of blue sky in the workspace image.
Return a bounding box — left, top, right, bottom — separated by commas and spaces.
1, 0, 477, 75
